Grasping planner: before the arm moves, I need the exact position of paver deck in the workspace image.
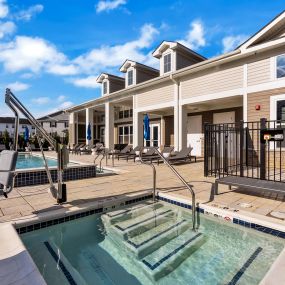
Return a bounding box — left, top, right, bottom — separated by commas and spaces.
1, 152, 285, 227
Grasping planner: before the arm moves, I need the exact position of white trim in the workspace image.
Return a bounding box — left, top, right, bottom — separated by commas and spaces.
247, 79, 285, 94
240, 11, 285, 51
181, 88, 243, 105
126, 67, 136, 87
135, 101, 175, 113
269, 94, 285, 121
243, 64, 248, 121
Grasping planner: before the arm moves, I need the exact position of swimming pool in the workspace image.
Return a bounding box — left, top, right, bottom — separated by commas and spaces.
21, 201, 285, 285
16, 154, 58, 169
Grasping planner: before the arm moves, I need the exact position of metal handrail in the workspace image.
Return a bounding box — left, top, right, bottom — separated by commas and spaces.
139, 147, 196, 230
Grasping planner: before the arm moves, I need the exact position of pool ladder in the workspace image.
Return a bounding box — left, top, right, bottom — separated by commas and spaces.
139, 147, 197, 231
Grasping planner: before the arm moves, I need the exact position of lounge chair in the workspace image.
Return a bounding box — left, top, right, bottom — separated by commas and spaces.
74, 144, 85, 155
162, 146, 194, 164
80, 144, 94, 155
25, 143, 38, 152
125, 146, 141, 162
115, 145, 133, 160
140, 146, 174, 163
69, 144, 79, 153
91, 143, 104, 155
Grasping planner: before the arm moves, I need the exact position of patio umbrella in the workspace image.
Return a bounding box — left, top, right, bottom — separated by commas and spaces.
24, 126, 29, 142
87, 123, 92, 141
143, 114, 150, 141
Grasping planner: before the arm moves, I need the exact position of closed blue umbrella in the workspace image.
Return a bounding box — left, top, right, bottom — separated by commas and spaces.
24, 126, 29, 142
143, 114, 150, 141
87, 123, 92, 141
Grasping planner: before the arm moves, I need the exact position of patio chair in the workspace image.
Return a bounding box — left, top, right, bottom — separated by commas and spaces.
125, 146, 141, 162
91, 143, 104, 155
0, 150, 18, 198
115, 145, 133, 160
74, 144, 85, 155
163, 146, 194, 164
69, 144, 79, 153
141, 146, 174, 163
80, 144, 94, 155
25, 143, 38, 152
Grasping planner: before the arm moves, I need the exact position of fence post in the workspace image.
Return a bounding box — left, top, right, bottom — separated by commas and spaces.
260, 118, 267, 180
204, 123, 208, 177
239, 120, 244, 177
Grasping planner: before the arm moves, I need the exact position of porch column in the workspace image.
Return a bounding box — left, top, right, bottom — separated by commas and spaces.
105, 102, 114, 149
86, 108, 94, 145
174, 105, 179, 151
133, 111, 144, 147
69, 112, 76, 145
179, 105, 187, 150
160, 116, 166, 148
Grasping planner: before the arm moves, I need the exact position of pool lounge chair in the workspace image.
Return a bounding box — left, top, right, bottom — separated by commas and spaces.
163, 146, 194, 164
73, 144, 85, 155
141, 146, 174, 163
80, 144, 94, 155
115, 145, 133, 160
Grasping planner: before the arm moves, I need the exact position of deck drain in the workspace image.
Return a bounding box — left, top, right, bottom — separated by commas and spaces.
239, 203, 252, 208
270, 211, 285, 219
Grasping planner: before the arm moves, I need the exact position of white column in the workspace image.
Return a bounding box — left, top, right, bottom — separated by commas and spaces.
243, 64, 248, 122
173, 83, 179, 151
86, 108, 94, 145
133, 111, 144, 147
160, 116, 165, 148
105, 102, 114, 149
179, 105, 187, 150
69, 112, 76, 145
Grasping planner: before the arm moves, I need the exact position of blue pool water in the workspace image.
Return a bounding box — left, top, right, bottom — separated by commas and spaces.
21, 202, 285, 285
16, 154, 58, 169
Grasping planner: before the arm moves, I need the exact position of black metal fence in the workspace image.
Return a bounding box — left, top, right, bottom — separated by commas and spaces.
204, 118, 285, 182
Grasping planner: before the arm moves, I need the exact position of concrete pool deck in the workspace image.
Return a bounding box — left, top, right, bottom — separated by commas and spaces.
1, 151, 285, 229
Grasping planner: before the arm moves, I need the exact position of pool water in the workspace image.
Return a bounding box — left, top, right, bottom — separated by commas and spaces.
16, 154, 58, 169
21, 201, 285, 285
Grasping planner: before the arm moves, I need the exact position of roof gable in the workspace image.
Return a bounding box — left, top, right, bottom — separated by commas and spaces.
238, 10, 285, 51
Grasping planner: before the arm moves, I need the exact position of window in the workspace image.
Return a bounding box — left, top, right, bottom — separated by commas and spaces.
164, 53, 171, 73
124, 110, 129, 118
118, 125, 133, 144
12, 125, 14, 129
127, 70, 134, 86
50, 122, 57, 128
277, 55, 285, 79
5, 124, 8, 128
130, 109, 133, 117
22, 125, 26, 129
64, 122, 69, 128
277, 100, 285, 121
119, 111, 124, 119
103, 81, 108, 94
32, 126, 35, 129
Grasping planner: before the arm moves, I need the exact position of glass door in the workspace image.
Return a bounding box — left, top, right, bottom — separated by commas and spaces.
145, 124, 160, 147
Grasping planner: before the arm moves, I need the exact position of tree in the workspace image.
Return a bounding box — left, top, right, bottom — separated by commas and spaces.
3, 130, 10, 149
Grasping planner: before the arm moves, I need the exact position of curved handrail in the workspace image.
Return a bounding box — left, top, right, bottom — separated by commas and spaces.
139, 147, 196, 230
139, 148, 156, 203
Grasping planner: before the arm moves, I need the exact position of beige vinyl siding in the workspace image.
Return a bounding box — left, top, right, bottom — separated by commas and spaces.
181, 63, 243, 99
247, 87, 285, 121
247, 58, 271, 86
136, 81, 174, 108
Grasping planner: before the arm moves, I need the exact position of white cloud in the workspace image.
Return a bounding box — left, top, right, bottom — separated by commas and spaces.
96, 0, 126, 13
0, 21, 16, 39
47, 63, 78, 75
0, 36, 78, 75
32, 96, 50, 104
179, 19, 206, 50
0, 0, 8, 19
74, 23, 159, 73
222, 34, 248, 53
15, 4, 44, 21
70, 76, 100, 89
57, 95, 66, 102
20, 72, 34, 79
59, 101, 73, 109
7, 81, 30, 91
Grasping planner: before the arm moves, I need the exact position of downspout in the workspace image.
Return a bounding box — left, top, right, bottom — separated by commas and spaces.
170, 74, 180, 151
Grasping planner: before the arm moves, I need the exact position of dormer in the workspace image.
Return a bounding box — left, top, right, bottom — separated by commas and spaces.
119, 60, 159, 87
96, 73, 125, 96
152, 41, 207, 76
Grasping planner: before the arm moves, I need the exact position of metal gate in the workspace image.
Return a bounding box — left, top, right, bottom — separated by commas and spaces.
204, 118, 285, 182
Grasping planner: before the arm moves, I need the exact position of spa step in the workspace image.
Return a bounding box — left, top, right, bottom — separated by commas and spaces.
112, 207, 174, 239
125, 218, 190, 258
141, 229, 206, 281
102, 202, 164, 225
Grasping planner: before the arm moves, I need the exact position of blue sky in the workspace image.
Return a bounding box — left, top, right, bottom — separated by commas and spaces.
0, 0, 284, 117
